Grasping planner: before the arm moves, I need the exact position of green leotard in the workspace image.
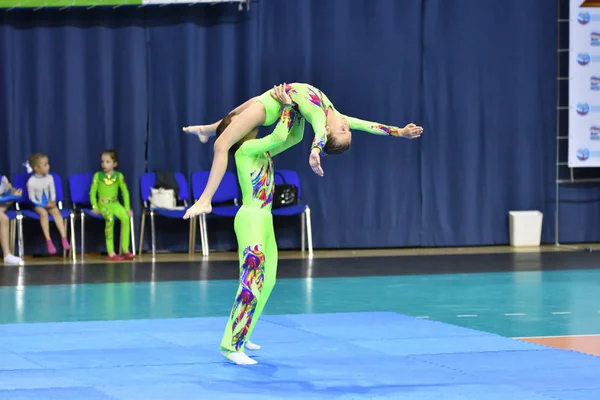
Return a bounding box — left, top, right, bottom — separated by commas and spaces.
89, 171, 131, 254
256, 82, 404, 152
220, 104, 304, 353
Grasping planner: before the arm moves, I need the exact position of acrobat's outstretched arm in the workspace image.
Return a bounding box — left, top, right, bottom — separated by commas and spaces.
343, 115, 423, 139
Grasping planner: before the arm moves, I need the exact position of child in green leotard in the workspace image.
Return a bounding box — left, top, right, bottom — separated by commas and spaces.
186, 85, 301, 365
183, 82, 423, 218
90, 150, 135, 261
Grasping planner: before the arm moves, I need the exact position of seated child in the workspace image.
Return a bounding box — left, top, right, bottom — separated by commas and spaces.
26, 154, 70, 255
90, 150, 135, 261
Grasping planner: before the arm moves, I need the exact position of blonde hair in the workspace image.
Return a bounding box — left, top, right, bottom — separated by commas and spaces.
28, 153, 48, 169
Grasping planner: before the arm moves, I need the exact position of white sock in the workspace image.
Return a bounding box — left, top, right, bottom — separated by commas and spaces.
3, 254, 23, 265
245, 341, 261, 351
221, 351, 258, 365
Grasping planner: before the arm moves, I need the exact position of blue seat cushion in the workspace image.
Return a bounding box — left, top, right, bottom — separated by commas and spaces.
21, 209, 72, 221
152, 207, 189, 219
271, 204, 307, 216
81, 209, 108, 220
4, 210, 18, 220
210, 205, 240, 218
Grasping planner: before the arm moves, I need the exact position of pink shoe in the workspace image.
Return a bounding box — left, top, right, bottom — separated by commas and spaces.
61, 237, 71, 250
122, 252, 135, 260
106, 254, 125, 261
46, 240, 57, 255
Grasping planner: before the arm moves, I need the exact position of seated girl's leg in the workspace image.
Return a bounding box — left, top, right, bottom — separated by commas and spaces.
0, 206, 11, 257
112, 203, 131, 254
34, 206, 56, 254
47, 206, 69, 250
100, 204, 117, 257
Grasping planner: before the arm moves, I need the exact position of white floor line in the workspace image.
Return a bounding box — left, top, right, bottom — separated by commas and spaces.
551, 311, 572, 315
456, 314, 478, 318
514, 334, 600, 339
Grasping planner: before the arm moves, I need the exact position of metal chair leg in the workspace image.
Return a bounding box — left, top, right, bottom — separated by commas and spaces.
9, 219, 15, 255
197, 215, 205, 255
81, 213, 85, 262
130, 216, 136, 256
17, 213, 24, 260
204, 213, 210, 256
188, 217, 196, 254
150, 210, 156, 258
70, 214, 76, 262
138, 212, 146, 255
63, 218, 68, 259
305, 206, 313, 257
301, 211, 306, 253
200, 213, 209, 257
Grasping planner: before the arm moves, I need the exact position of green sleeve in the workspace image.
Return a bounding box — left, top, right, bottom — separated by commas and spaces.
238, 104, 298, 156
270, 117, 305, 157
118, 172, 131, 210
343, 115, 403, 137
90, 172, 100, 209
291, 91, 327, 152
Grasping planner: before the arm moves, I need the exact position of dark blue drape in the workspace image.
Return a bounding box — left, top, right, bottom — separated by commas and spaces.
0, 0, 577, 252
420, 0, 557, 246
0, 9, 148, 252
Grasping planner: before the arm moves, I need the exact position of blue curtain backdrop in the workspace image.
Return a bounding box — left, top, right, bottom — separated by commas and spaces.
0, 0, 583, 253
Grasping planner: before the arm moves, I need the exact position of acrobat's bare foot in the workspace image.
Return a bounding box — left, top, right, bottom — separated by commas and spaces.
182, 125, 214, 143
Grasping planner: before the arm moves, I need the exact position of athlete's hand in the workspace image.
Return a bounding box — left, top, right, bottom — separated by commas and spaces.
270, 83, 292, 105
91, 209, 100, 215
309, 148, 324, 177
127, 209, 133, 217
401, 123, 423, 139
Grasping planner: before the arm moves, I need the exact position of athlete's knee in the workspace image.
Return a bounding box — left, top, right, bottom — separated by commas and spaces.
213, 136, 231, 155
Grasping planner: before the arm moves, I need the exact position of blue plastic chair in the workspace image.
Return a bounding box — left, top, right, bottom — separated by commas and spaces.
272, 169, 313, 256
69, 172, 136, 260
191, 170, 241, 256
12, 172, 76, 260
139, 172, 194, 257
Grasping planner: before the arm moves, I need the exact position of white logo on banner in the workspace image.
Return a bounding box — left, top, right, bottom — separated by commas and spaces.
569, 1, 600, 167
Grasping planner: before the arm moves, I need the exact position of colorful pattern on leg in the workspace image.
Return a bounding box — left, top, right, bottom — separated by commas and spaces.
250, 157, 274, 208
230, 245, 266, 351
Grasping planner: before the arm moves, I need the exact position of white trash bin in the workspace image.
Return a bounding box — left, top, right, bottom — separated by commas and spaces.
509, 211, 543, 247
